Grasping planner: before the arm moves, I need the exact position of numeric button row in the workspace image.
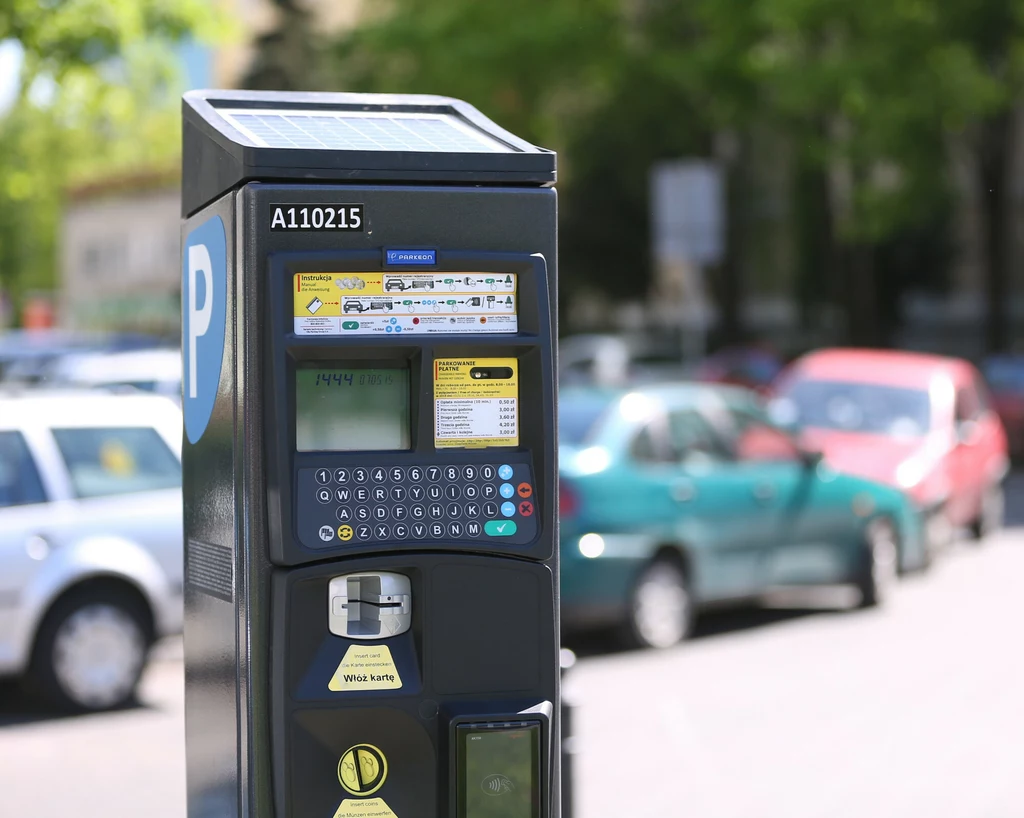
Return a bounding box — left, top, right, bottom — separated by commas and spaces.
318, 464, 498, 485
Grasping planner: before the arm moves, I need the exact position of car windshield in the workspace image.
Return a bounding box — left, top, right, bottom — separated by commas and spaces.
775, 378, 931, 437
52, 426, 181, 498
559, 398, 612, 445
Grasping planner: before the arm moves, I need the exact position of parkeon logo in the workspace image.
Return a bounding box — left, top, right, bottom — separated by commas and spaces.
384, 248, 436, 266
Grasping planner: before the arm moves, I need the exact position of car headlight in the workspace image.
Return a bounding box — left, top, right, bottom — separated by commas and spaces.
575, 446, 610, 475
578, 533, 605, 558
895, 459, 925, 489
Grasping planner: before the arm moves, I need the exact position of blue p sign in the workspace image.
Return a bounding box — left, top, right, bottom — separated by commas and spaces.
182, 216, 227, 444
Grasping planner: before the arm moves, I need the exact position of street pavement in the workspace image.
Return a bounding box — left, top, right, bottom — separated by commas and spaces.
2, 509, 1024, 816
566, 526, 1024, 818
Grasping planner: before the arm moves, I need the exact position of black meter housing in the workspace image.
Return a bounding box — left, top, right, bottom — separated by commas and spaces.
180, 90, 559, 818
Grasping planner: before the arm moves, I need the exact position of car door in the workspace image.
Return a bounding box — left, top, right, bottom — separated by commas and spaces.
710, 405, 813, 591
0, 429, 52, 669
657, 406, 779, 601
47, 425, 184, 591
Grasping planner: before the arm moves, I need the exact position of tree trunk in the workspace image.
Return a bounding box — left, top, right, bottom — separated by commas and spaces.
242, 0, 318, 91
795, 158, 837, 338
977, 111, 1013, 354
844, 243, 879, 346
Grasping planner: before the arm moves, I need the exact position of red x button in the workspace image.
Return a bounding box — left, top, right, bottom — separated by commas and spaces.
517, 483, 533, 498
519, 501, 534, 517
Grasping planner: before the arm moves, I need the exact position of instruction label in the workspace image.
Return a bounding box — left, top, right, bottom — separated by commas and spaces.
434, 358, 519, 449
332, 799, 398, 818
293, 273, 517, 335
329, 645, 403, 692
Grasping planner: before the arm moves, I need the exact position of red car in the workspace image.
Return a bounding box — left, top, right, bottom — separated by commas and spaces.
772, 349, 1009, 554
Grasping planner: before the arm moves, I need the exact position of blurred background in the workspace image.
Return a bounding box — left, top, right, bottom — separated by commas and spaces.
1, 1, 1023, 816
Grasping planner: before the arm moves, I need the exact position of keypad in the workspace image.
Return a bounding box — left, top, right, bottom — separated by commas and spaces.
299, 460, 536, 548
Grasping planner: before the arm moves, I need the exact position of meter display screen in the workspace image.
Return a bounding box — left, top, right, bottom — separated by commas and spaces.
457, 722, 540, 818
295, 366, 410, 451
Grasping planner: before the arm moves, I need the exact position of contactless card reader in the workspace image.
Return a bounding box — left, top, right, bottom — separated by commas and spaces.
329, 572, 412, 638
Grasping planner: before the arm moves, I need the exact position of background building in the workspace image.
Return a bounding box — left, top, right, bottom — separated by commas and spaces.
60, 172, 180, 337
57, 0, 363, 340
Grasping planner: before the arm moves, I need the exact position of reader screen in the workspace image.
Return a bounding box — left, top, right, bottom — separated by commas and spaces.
295, 367, 410, 451
458, 723, 539, 818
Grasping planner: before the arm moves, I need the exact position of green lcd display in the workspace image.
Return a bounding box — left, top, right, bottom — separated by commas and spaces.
457, 722, 540, 818
295, 366, 410, 451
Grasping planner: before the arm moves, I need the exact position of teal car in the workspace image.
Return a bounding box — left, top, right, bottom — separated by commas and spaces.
559, 384, 926, 648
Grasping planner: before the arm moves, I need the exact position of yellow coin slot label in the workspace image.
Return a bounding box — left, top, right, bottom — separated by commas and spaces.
329, 645, 402, 692
337, 744, 388, 797
433, 357, 519, 449
331, 797, 398, 818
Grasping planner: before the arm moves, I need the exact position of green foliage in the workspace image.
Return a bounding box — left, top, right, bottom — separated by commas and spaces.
328, 0, 1024, 311
329, 0, 626, 149
0, 0, 222, 319
0, 0, 218, 101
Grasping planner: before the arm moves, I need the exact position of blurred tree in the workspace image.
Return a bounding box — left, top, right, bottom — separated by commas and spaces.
678, 0, 1004, 345
328, 0, 626, 149
946, 0, 1024, 354
558, 62, 711, 300
324, 0, 1023, 349
0, 0, 221, 323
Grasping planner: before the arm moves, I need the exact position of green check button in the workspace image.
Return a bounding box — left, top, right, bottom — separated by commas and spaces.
485, 520, 517, 537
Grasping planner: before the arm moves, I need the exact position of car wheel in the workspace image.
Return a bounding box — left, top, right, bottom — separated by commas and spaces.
923, 506, 953, 561
621, 559, 693, 649
857, 518, 899, 608
27, 587, 151, 712
969, 484, 1004, 542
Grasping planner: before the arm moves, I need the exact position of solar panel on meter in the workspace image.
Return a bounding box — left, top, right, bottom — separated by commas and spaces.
218, 109, 512, 153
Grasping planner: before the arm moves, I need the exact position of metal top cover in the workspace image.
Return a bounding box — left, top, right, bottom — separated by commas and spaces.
181, 90, 556, 217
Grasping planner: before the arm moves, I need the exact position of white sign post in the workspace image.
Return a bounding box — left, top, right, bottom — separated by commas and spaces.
650, 160, 725, 362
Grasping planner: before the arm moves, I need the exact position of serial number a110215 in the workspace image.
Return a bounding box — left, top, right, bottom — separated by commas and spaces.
270, 205, 364, 231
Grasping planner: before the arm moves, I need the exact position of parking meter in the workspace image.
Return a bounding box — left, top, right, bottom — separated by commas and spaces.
180, 90, 559, 818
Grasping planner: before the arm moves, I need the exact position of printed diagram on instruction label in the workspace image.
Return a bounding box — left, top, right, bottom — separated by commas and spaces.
294, 273, 517, 335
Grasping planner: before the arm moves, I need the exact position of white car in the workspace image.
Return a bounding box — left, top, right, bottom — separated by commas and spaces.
43, 348, 182, 403
0, 391, 183, 711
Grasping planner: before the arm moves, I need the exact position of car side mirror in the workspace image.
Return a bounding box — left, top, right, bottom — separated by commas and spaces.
767, 397, 800, 432
800, 448, 824, 468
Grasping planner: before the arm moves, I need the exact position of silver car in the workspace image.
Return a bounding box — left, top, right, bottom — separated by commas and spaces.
0, 391, 183, 711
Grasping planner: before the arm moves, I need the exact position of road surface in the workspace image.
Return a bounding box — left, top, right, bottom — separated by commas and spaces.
3, 518, 1023, 816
